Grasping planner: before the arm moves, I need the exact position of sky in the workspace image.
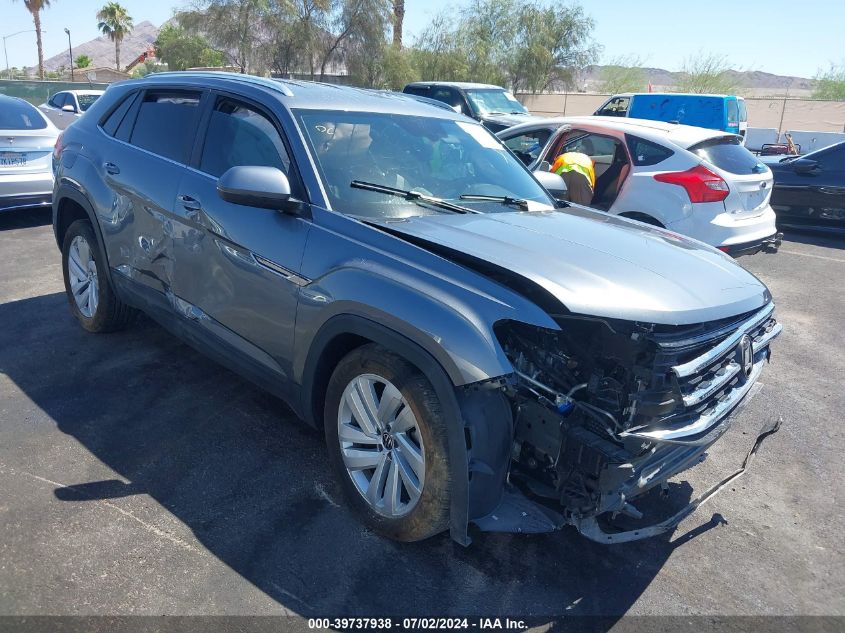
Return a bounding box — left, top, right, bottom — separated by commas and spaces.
1, 0, 842, 78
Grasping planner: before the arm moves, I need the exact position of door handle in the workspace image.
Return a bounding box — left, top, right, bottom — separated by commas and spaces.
178, 194, 202, 211
103, 162, 120, 175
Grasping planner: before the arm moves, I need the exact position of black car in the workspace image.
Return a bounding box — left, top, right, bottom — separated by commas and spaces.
767, 141, 845, 234
402, 82, 539, 133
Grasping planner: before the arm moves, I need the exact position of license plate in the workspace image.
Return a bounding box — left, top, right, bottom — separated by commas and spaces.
0, 152, 26, 167
743, 189, 767, 210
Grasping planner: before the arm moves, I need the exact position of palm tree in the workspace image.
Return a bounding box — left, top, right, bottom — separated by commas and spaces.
12, 0, 52, 79
392, 0, 404, 48
96, 2, 133, 71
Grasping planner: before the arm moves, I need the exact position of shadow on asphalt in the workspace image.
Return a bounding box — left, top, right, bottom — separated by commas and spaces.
780, 228, 845, 250
0, 291, 720, 620
0, 207, 52, 231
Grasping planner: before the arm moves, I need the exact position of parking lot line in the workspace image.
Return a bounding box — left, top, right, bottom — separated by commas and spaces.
778, 249, 845, 264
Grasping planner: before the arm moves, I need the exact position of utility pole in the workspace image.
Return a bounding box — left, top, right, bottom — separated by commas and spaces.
64, 28, 74, 82
2, 30, 40, 80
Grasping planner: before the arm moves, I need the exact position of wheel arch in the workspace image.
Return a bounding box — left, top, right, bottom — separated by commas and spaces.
618, 211, 665, 227
301, 314, 474, 545
53, 184, 115, 287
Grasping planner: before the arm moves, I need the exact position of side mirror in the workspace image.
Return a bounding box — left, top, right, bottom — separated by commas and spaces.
61, 104, 77, 113
793, 160, 819, 175
533, 170, 568, 201
217, 166, 297, 211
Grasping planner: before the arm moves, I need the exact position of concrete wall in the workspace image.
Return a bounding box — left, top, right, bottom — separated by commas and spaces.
517, 93, 845, 134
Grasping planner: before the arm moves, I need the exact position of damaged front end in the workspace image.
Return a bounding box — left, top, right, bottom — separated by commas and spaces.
472, 304, 782, 543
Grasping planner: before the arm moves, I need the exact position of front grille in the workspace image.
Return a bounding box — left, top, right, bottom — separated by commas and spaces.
624, 303, 781, 444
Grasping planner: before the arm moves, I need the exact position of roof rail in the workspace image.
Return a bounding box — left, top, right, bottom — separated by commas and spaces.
143, 71, 295, 97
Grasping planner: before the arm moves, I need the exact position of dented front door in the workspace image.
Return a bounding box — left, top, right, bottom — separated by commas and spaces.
168, 94, 311, 384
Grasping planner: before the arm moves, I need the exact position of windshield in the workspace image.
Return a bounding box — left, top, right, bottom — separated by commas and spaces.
295, 109, 553, 219
0, 99, 47, 130
77, 94, 101, 112
464, 89, 528, 116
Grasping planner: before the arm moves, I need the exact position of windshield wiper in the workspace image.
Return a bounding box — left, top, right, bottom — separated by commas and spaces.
350, 180, 479, 214
459, 193, 530, 210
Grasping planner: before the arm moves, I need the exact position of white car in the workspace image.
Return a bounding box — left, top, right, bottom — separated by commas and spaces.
38, 89, 104, 130
0, 95, 58, 213
498, 116, 781, 255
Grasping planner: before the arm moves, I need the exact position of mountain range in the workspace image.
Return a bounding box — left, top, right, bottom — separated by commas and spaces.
36, 20, 159, 73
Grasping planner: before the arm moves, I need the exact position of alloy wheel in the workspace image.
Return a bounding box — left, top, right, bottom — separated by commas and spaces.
67, 235, 99, 318
337, 374, 425, 517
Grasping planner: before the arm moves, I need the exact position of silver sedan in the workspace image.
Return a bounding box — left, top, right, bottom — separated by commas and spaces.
0, 95, 58, 213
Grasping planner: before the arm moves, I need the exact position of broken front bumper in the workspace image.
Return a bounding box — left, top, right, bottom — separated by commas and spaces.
572, 416, 781, 543
472, 381, 781, 543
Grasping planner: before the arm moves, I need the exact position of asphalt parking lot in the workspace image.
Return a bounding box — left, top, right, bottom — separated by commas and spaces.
0, 208, 843, 620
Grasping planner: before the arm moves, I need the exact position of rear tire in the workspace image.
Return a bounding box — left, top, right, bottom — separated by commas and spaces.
62, 219, 135, 333
324, 344, 452, 542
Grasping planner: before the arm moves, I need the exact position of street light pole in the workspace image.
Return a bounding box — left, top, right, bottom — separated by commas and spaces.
64, 28, 74, 82
2, 29, 43, 80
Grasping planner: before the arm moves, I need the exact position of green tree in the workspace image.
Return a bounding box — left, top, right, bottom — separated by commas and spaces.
506, 1, 598, 93
155, 23, 224, 70
130, 59, 165, 77
181, 0, 271, 74
409, 13, 469, 82
598, 55, 646, 94
12, 0, 52, 80
812, 62, 845, 100
410, 0, 596, 93
675, 52, 740, 94
75, 54, 93, 68
316, 0, 391, 82
97, 2, 134, 71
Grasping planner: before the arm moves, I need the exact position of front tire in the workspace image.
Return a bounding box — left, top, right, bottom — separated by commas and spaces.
62, 220, 135, 333
324, 344, 452, 542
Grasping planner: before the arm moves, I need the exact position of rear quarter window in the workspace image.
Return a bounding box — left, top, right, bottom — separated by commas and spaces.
100, 91, 138, 137
0, 99, 47, 130
688, 136, 766, 175
625, 134, 674, 166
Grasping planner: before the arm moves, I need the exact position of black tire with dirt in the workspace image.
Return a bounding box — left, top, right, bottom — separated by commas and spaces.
61, 219, 135, 333
324, 344, 452, 542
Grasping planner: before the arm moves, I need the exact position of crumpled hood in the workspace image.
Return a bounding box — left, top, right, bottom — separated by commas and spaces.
374, 207, 770, 325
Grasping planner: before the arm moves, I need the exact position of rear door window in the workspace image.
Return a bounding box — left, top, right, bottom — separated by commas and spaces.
625, 134, 674, 166
129, 90, 202, 163
688, 136, 766, 175
0, 99, 47, 130
738, 99, 748, 123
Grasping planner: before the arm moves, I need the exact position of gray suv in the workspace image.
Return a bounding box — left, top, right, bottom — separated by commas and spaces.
52, 72, 781, 545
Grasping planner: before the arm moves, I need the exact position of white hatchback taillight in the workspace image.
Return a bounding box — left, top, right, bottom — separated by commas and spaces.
654, 165, 729, 203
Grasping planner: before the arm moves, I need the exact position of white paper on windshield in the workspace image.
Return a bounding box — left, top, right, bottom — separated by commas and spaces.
456, 121, 502, 150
